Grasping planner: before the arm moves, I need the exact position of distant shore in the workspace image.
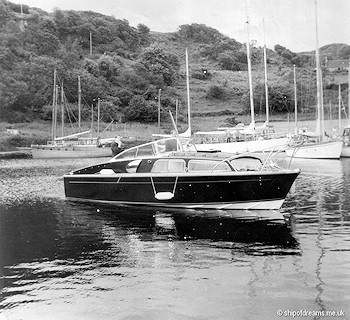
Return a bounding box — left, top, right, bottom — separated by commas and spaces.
0, 117, 348, 156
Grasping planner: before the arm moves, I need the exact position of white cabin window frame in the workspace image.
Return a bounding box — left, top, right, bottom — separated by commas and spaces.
151, 159, 186, 173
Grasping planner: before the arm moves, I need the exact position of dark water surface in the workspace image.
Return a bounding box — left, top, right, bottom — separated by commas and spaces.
0, 157, 349, 320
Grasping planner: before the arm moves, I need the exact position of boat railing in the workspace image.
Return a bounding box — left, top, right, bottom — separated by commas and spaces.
212, 138, 294, 171
193, 131, 288, 144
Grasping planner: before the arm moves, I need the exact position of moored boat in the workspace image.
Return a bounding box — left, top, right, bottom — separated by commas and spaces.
189, 134, 290, 154
285, 139, 342, 159
285, 0, 342, 160
31, 71, 116, 159
31, 144, 111, 159
64, 138, 300, 210
31, 133, 112, 159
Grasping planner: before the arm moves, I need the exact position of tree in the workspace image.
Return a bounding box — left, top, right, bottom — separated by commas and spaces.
339, 45, 350, 59
137, 23, 150, 46
0, 2, 13, 27
24, 23, 61, 56
218, 52, 240, 71
242, 82, 295, 115
19, 56, 63, 112
274, 44, 297, 64
113, 88, 134, 108
137, 23, 150, 35
99, 100, 120, 122
139, 45, 180, 86
178, 23, 223, 43
97, 54, 121, 83
124, 95, 158, 122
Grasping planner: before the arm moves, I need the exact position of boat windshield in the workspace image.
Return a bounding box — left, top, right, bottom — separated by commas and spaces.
109, 138, 182, 162
230, 157, 262, 171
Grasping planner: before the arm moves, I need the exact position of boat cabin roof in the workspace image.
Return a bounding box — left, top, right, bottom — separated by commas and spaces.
70, 150, 264, 176
104, 153, 264, 175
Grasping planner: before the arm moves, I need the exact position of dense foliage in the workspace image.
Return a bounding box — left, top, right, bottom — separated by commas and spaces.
0, 1, 179, 123
1, 1, 348, 124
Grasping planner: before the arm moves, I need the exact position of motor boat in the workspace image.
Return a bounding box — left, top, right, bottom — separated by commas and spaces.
64, 138, 300, 210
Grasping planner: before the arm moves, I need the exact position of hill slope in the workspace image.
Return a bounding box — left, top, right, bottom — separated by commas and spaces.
1, 0, 349, 132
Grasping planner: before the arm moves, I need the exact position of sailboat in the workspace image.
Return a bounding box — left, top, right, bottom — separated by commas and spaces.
188, 17, 289, 154
285, 0, 342, 160
31, 71, 114, 159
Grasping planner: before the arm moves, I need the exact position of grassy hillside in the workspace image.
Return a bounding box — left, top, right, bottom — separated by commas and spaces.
1, 1, 349, 147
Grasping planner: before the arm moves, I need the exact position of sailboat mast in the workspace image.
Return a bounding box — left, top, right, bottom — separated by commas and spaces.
348, 65, 350, 122
54, 85, 58, 140
91, 103, 94, 133
175, 99, 178, 128
97, 98, 100, 136
263, 19, 269, 124
78, 76, 81, 132
185, 48, 191, 133
246, 15, 255, 126
314, 0, 324, 139
339, 84, 342, 131
61, 81, 64, 137
52, 69, 57, 141
294, 65, 298, 134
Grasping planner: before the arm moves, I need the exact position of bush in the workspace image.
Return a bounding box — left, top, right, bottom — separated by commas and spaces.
192, 68, 211, 80
99, 100, 120, 122
0, 134, 49, 151
218, 53, 240, 71
123, 95, 158, 122
206, 85, 226, 100
225, 117, 239, 126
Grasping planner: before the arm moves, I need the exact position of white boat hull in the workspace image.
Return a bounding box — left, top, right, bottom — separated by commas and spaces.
31, 145, 112, 159
285, 141, 342, 159
187, 137, 289, 154
66, 198, 286, 210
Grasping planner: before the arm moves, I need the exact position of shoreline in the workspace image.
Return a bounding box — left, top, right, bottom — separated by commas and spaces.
1, 118, 348, 159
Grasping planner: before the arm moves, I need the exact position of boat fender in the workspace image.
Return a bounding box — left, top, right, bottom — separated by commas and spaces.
155, 192, 174, 201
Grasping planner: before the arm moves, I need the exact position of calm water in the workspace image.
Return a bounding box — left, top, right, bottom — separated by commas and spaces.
0, 157, 349, 320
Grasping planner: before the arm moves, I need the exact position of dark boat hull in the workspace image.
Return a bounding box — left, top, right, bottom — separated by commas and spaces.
64, 171, 299, 210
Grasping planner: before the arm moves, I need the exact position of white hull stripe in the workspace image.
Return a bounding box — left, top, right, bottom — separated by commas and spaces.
65, 198, 285, 210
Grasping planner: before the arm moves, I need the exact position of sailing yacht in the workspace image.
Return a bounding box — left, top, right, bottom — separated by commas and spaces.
285, 0, 342, 160
188, 18, 289, 154
31, 71, 114, 159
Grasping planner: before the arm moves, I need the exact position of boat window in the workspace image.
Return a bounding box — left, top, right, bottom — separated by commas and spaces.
151, 159, 186, 173
154, 138, 179, 154
115, 148, 138, 159
188, 160, 230, 172
135, 144, 154, 157
230, 157, 262, 171
126, 159, 142, 173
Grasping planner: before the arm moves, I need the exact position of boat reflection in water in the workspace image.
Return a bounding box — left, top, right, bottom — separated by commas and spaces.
87, 203, 300, 254
155, 209, 298, 252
